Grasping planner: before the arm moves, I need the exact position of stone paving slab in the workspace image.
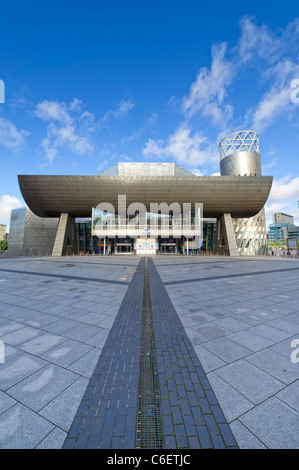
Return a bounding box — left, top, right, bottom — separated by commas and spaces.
0, 403, 55, 449
239, 397, 299, 449
148, 258, 238, 449
0, 256, 138, 449
1, 254, 298, 449
155, 255, 299, 449
63, 258, 145, 449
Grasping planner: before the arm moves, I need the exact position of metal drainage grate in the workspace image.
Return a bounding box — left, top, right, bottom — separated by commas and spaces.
136, 258, 164, 449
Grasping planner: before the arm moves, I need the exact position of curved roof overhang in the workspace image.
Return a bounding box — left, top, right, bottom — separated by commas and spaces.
18, 174, 273, 219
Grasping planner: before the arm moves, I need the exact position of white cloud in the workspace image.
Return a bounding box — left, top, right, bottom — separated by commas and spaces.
265, 201, 299, 226
0, 117, 29, 150
265, 175, 299, 226
35, 99, 95, 164
102, 99, 135, 121
238, 17, 299, 66
181, 16, 299, 135
246, 59, 299, 131
236, 18, 299, 132
35, 100, 72, 124
121, 112, 157, 144
182, 43, 234, 127
0, 195, 24, 227
143, 126, 218, 167
269, 175, 299, 202
237, 17, 281, 65
262, 156, 279, 172
191, 169, 204, 176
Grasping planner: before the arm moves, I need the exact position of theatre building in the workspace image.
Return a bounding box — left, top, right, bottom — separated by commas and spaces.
8, 131, 272, 257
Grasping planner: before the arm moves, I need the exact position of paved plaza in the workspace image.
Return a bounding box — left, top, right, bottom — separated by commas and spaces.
0, 255, 298, 449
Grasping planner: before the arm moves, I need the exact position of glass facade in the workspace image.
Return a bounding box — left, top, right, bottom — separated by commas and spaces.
76, 220, 92, 254
79, 213, 216, 255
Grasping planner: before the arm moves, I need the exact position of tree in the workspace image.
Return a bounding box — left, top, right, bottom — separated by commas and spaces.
0, 240, 8, 251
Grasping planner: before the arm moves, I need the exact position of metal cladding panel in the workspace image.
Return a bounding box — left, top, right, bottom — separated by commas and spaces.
7, 207, 58, 256
18, 174, 273, 219
7, 207, 26, 256
220, 151, 262, 176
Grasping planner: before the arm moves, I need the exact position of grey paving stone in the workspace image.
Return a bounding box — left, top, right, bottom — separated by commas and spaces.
4, 255, 298, 450
60, 307, 91, 320
0, 344, 22, 362
215, 359, 284, 404
213, 317, 249, 333
248, 324, 293, 342
24, 313, 60, 328
284, 313, 299, 325
0, 403, 54, 449
84, 328, 110, 347
41, 339, 94, 367
266, 318, 299, 334
207, 372, 253, 422
0, 306, 41, 322
70, 300, 96, 309
67, 347, 103, 378
19, 333, 67, 355
222, 304, 251, 314
63, 323, 102, 341
227, 330, 273, 352
41, 318, 80, 334
42, 304, 74, 315
40, 376, 89, 431
96, 316, 116, 329
0, 321, 25, 337
229, 420, 267, 449
150, 258, 238, 449
239, 397, 299, 449
63, 258, 144, 449
7, 363, 80, 411
245, 349, 299, 385
184, 327, 208, 345
0, 390, 16, 415
75, 311, 109, 325
35, 427, 67, 449
276, 381, 299, 412
195, 325, 229, 340
270, 335, 299, 359
0, 353, 48, 390
201, 337, 252, 363
1, 326, 42, 346
192, 344, 226, 372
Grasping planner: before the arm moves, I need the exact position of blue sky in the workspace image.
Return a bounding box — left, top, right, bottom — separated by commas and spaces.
0, 0, 299, 229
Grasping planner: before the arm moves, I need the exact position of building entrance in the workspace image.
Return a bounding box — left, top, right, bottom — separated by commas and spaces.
160, 243, 177, 254
116, 243, 133, 254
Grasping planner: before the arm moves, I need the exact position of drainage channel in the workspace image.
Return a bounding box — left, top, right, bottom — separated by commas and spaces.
136, 257, 164, 449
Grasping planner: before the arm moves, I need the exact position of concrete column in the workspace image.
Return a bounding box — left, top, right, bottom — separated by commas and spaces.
52, 213, 77, 256
214, 213, 239, 256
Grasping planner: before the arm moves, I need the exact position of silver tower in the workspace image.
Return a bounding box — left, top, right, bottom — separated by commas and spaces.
219, 130, 268, 255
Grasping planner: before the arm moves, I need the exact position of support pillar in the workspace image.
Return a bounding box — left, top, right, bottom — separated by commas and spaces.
214, 213, 239, 256
52, 213, 77, 256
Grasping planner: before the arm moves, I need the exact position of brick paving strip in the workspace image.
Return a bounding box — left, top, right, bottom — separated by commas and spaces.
63, 256, 238, 449
63, 259, 145, 449
148, 258, 238, 449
